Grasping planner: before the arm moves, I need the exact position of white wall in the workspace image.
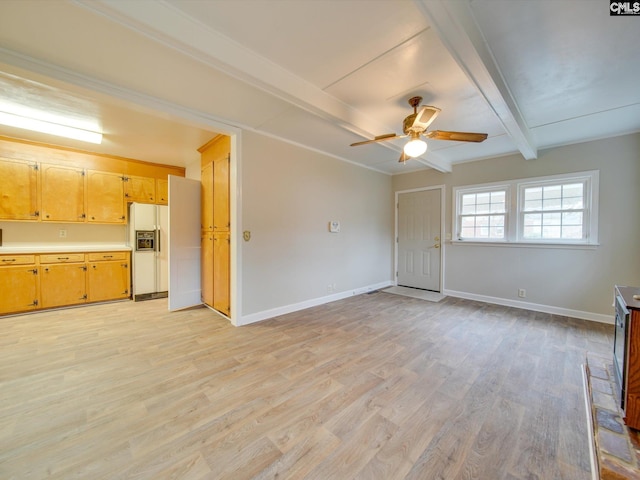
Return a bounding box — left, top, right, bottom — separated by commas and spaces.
239, 131, 394, 323
393, 133, 640, 322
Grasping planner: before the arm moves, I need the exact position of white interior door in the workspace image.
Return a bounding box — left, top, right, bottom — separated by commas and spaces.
397, 189, 442, 291
168, 175, 202, 311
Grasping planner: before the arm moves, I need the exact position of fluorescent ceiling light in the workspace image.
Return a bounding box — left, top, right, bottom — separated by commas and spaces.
0, 110, 103, 144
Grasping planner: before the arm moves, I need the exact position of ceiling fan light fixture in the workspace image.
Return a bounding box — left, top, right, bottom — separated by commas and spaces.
403, 133, 427, 157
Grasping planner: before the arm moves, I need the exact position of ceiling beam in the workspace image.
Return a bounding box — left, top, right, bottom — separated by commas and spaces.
75, 0, 395, 143
414, 0, 537, 161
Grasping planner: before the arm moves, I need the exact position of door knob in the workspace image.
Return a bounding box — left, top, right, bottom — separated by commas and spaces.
432, 244, 440, 248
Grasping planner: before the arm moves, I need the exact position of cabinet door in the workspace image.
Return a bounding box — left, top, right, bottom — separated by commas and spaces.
201, 163, 213, 231
0, 157, 39, 220
213, 232, 230, 315
156, 178, 168, 205
86, 170, 126, 224
87, 260, 130, 302
201, 231, 214, 306
213, 156, 230, 231
124, 175, 156, 204
0, 265, 39, 314
41, 163, 85, 222
41, 263, 87, 308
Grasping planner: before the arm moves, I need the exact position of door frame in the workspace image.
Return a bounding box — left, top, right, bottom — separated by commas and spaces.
394, 185, 446, 292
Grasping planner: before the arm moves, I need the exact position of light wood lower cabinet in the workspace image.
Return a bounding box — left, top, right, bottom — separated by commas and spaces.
201, 232, 214, 306
40, 253, 87, 308
0, 255, 39, 315
213, 233, 230, 315
0, 251, 130, 316
87, 252, 130, 302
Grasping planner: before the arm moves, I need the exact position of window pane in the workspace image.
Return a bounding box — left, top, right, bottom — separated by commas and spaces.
461, 204, 476, 215
461, 216, 475, 228
562, 195, 584, 209
562, 183, 583, 198
461, 226, 475, 238
490, 227, 504, 238
524, 187, 542, 201
543, 185, 562, 199
491, 191, 505, 203
490, 215, 504, 227
562, 211, 583, 226
524, 213, 541, 226
542, 212, 561, 226
524, 199, 542, 211
476, 215, 489, 227
562, 225, 583, 239
542, 225, 561, 238
542, 197, 561, 210
523, 226, 541, 238
462, 194, 477, 205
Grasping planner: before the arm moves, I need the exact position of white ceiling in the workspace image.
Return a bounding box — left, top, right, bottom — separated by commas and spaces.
0, 0, 638, 175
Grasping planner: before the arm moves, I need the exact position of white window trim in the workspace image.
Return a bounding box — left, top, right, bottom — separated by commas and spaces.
452, 170, 599, 247
454, 183, 511, 243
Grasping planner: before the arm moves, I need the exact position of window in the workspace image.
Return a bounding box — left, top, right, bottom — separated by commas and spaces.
457, 187, 508, 241
453, 171, 598, 246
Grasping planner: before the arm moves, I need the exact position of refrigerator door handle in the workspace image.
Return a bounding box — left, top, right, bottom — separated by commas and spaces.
156, 228, 160, 253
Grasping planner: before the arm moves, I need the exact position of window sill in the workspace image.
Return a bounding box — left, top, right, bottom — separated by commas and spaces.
450, 240, 599, 250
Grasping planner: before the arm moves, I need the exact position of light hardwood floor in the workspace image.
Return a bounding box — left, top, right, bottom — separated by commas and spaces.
0, 293, 613, 479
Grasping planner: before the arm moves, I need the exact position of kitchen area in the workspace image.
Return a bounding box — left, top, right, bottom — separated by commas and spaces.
0, 132, 232, 319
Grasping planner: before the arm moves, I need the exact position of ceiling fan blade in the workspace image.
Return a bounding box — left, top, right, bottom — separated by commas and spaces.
398, 151, 409, 163
350, 133, 402, 147
425, 130, 488, 142
412, 106, 441, 130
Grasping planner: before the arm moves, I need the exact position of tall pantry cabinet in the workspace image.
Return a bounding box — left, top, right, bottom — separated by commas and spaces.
199, 135, 231, 316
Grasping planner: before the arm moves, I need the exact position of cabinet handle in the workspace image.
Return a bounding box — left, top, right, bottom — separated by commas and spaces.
1, 258, 16, 262
57, 257, 69, 260
104, 255, 113, 258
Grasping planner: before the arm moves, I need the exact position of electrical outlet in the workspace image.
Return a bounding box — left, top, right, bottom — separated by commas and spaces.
327, 284, 333, 293
518, 289, 526, 298
59, 229, 67, 238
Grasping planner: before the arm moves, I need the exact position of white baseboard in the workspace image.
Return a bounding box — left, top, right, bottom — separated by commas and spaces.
443, 289, 613, 324
237, 280, 393, 326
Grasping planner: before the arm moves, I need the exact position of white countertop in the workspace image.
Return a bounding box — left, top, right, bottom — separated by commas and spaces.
0, 244, 131, 254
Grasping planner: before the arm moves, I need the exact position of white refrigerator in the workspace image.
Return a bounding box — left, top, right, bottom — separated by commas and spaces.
129, 202, 169, 301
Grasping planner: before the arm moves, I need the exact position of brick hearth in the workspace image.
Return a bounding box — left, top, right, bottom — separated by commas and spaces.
584, 354, 640, 479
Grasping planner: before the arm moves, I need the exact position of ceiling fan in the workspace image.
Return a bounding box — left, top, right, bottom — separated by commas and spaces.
350, 96, 488, 162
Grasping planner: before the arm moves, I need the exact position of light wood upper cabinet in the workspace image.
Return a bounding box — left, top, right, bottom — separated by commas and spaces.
201, 162, 214, 231
213, 156, 230, 232
86, 170, 126, 224
40, 163, 85, 222
0, 157, 39, 221
156, 178, 168, 205
124, 175, 156, 204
